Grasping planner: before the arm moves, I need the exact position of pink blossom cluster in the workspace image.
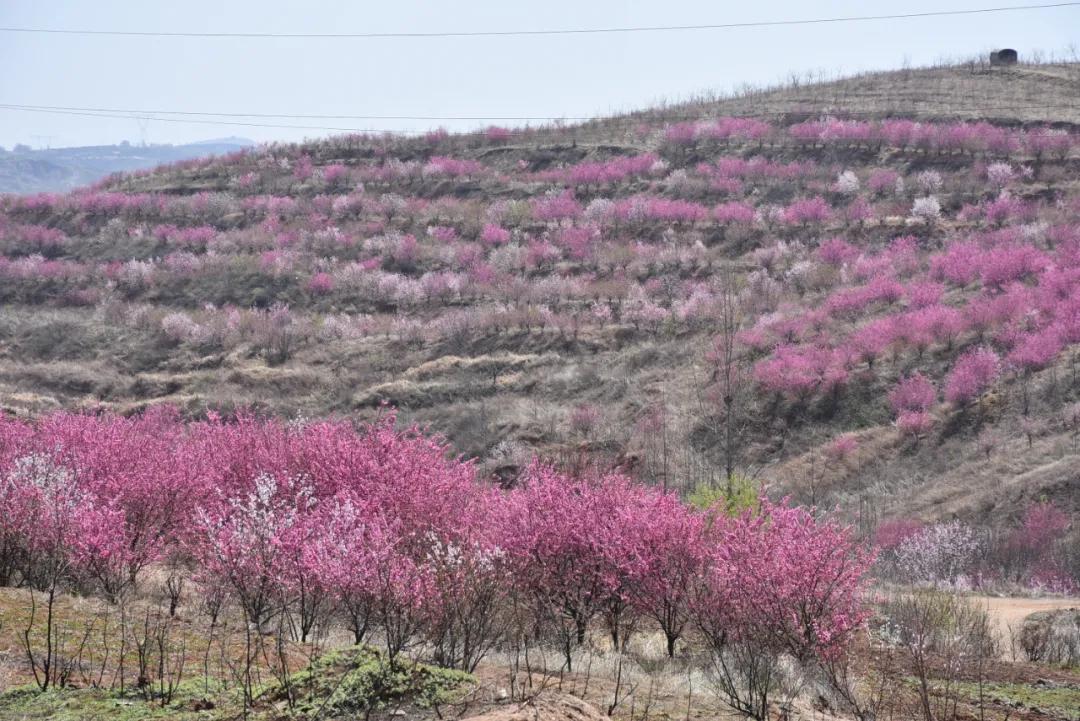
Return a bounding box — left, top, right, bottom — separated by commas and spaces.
662, 117, 771, 145
746, 213, 1080, 409
695, 500, 871, 662
894, 520, 986, 588
0, 223, 68, 254
789, 118, 1067, 156
753, 344, 849, 399
0, 254, 87, 281
531, 190, 582, 222
612, 195, 710, 224
485, 126, 512, 143
713, 200, 756, 225
535, 153, 658, 186
824, 276, 903, 318
151, 224, 220, 248
889, 373, 937, 415
422, 156, 486, 179
695, 156, 811, 187
781, 196, 832, 226
5, 190, 167, 218
876, 503, 1074, 592
944, 347, 1001, 404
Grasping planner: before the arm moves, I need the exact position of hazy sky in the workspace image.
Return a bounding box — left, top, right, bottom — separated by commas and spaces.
1, 1, 1077, 149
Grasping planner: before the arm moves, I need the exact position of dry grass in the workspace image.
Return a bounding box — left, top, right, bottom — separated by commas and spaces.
3, 582, 1080, 720
564, 61, 1080, 148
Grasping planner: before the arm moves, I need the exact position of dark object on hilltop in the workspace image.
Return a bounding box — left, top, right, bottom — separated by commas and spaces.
991, 49, 1019, 66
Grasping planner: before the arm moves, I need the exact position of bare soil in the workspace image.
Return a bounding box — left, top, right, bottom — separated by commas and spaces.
967, 594, 1080, 658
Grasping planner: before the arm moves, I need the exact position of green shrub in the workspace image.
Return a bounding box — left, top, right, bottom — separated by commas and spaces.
291, 646, 473, 716
687, 473, 759, 518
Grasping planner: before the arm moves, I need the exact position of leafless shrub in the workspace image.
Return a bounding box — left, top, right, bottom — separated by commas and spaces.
819, 628, 902, 721
1019, 610, 1080, 667
130, 606, 187, 706
882, 590, 997, 721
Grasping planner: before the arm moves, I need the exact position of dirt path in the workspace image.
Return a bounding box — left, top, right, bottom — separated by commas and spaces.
966, 595, 1080, 656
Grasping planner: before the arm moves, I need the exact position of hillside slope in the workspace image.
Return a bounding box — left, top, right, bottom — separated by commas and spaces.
637, 61, 1080, 123
1, 61, 1079, 530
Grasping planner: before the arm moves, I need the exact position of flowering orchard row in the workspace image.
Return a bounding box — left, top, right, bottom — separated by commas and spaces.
874, 504, 1076, 593
0, 210, 1060, 315
0, 180, 1015, 244
1, 409, 870, 671
743, 215, 1080, 420
658, 116, 1073, 157
2, 118, 1078, 454
88, 116, 1074, 192
6, 216, 1078, 440
782, 118, 1072, 156
0, 165, 1066, 317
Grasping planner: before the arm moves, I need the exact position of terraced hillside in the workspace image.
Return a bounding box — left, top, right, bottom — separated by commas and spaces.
2, 61, 1079, 529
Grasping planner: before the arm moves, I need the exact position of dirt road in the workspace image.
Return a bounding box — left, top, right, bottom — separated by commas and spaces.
966, 594, 1080, 656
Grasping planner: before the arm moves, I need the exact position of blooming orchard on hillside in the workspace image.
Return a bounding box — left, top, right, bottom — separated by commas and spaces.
0, 409, 871, 675
4, 115, 1076, 434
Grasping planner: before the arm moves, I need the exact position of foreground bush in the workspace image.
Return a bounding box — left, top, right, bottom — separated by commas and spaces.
1019, 609, 1080, 667
286, 645, 474, 717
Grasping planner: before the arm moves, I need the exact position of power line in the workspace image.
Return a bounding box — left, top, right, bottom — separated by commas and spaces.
0, 105, 402, 134
0, 3, 1076, 39
1, 101, 1077, 130
0, 103, 591, 122
2, 98, 1078, 142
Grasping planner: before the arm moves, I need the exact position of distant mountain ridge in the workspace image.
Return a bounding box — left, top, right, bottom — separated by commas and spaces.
0, 138, 255, 194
